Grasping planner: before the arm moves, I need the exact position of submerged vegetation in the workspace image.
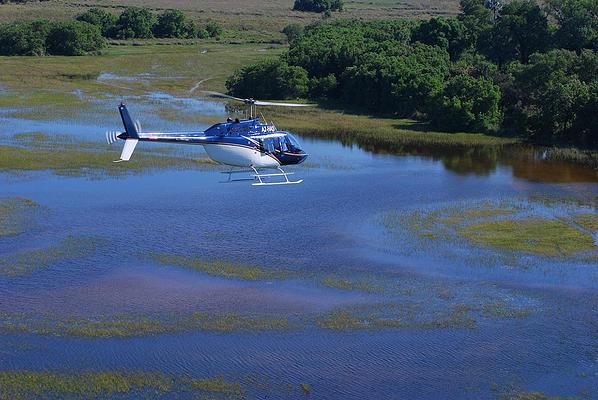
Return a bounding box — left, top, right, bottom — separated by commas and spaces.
0, 133, 215, 177
0, 311, 294, 337
0, 236, 99, 277
0, 370, 244, 400
461, 218, 595, 257
0, 197, 39, 237
383, 198, 598, 260
151, 253, 289, 281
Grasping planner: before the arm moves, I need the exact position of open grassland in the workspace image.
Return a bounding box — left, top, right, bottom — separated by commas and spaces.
0, 42, 284, 95
0, 0, 461, 42
0, 371, 244, 400
382, 198, 598, 261
0, 132, 216, 177
0, 198, 39, 237
0, 236, 99, 277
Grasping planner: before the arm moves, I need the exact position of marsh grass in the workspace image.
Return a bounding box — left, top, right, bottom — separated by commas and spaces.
151, 253, 289, 281
574, 213, 598, 232
0, 370, 245, 400
0, 311, 294, 338
500, 390, 578, 400
382, 199, 597, 260
0, 133, 216, 177
461, 218, 595, 257
322, 276, 383, 293
316, 294, 533, 332
0, 236, 99, 277
0, 198, 39, 237
268, 107, 517, 151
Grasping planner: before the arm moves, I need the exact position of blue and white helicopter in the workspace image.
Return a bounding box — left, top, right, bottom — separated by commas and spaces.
106, 91, 311, 186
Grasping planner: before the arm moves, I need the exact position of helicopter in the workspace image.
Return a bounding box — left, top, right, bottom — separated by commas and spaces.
106, 91, 312, 186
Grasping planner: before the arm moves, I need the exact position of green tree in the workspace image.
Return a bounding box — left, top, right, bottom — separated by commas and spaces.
293, 0, 343, 13
341, 43, 450, 115
113, 7, 156, 39
45, 20, 105, 55
154, 9, 197, 38
547, 0, 598, 52
0, 20, 51, 56
412, 17, 471, 60
282, 23, 304, 44
226, 59, 309, 99
504, 49, 598, 145
76, 8, 116, 37
430, 75, 502, 132
205, 22, 222, 38
485, 0, 551, 64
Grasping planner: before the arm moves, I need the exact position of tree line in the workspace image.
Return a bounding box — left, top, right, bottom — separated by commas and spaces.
0, 7, 222, 56
227, 0, 597, 148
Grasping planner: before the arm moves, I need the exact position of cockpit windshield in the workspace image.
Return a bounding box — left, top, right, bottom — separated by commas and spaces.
259, 134, 303, 154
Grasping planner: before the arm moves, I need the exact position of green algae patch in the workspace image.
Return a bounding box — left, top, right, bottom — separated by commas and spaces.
0, 236, 99, 277
151, 253, 288, 281
0, 311, 295, 338
0, 370, 245, 400
461, 218, 595, 257
0, 198, 39, 237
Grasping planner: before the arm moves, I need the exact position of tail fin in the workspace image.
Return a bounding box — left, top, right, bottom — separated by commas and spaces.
118, 103, 139, 139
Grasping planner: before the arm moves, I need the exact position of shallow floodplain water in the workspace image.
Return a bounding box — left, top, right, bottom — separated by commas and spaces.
1, 86, 598, 399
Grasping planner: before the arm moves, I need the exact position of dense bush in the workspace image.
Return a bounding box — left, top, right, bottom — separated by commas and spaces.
0, 19, 104, 56
154, 9, 198, 38
293, 0, 343, 13
225, 0, 597, 146
226, 59, 308, 99
205, 21, 222, 38
112, 7, 156, 39
430, 75, 502, 132
282, 23, 304, 44
76, 8, 116, 37
0, 20, 51, 56
45, 20, 105, 56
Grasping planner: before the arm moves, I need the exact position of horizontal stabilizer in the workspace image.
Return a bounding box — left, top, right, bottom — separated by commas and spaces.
115, 139, 138, 162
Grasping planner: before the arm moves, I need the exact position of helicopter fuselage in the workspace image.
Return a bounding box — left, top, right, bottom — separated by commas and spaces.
114, 107, 308, 168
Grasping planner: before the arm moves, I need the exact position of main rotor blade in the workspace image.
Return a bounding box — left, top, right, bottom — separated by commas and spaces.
202, 91, 246, 102
253, 101, 315, 107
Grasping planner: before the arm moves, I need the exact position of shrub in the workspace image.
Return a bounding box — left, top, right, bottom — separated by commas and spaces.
293, 0, 343, 13
226, 59, 309, 99
154, 9, 197, 38
205, 21, 222, 38
282, 23, 304, 44
430, 75, 502, 132
45, 20, 105, 55
76, 8, 116, 37
113, 7, 156, 39
0, 20, 51, 56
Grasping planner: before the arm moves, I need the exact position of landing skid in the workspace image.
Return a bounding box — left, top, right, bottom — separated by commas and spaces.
251, 166, 302, 186
220, 167, 302, 186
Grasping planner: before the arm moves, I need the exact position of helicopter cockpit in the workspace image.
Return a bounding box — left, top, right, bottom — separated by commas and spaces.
258, 134, 304, 154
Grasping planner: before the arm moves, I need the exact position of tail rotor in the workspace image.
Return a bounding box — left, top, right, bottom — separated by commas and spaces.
105, 130, 120, 144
